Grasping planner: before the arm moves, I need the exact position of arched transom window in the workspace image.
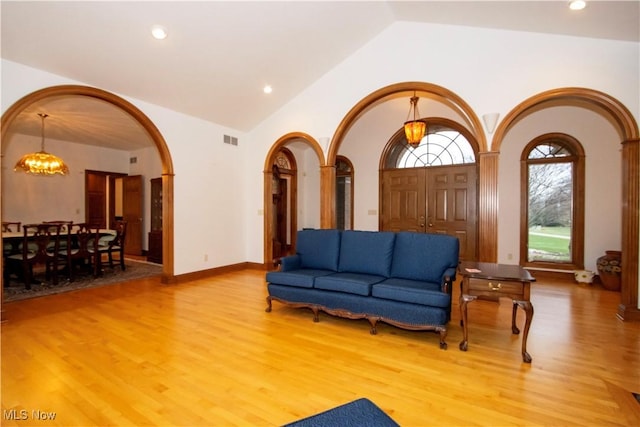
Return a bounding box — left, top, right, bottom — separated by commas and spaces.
385, 122, 476, 168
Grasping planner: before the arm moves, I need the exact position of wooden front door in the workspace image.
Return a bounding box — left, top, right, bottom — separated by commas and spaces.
427, 165, 477, 260
123, 175, 143, 256
380, 164, 478, 260
380, 168, 426, 233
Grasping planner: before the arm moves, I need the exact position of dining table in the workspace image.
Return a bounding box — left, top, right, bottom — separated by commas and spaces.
3, 227, 117, 286
2, 228, 116, 256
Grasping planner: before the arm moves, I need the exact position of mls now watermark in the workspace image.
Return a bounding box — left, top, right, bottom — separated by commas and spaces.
4, 409, 57, 421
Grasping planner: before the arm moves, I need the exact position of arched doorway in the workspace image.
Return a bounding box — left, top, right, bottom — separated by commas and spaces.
263, 132, 325, 267
1, 85, 175, 282
492, 87, 639, 321
270, 148, 297, 260
323, 81, 486, 253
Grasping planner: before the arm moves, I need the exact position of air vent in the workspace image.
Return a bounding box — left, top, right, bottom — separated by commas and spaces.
223, 134, 238, 146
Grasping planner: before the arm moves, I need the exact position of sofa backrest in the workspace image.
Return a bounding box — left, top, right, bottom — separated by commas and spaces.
297, 229, 341, 271
338, 230, 396, 277
390, 232, 459, 283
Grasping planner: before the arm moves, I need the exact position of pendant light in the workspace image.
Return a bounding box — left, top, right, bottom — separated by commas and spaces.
14, 113, 69, 176
404, 92, 426, 148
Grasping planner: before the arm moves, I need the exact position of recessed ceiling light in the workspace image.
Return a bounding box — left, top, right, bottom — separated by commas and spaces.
263, 85, 273, 94
569, 1, 586, 11
151, 25, 168, 40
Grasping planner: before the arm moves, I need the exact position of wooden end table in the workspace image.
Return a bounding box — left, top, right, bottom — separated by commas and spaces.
458, 261, 536, 363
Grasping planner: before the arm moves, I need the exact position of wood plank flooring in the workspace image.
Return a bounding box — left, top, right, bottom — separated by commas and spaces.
1, 269, 639, 426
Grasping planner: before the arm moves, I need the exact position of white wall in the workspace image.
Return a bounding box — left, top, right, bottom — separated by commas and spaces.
2, 21, 639, 282
1, 60, 248, 275
243, 22, 638, 267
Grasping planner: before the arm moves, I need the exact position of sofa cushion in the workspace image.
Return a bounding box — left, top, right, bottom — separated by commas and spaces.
266, 269, 334, 289
297, 229, 341, 271
372, 279, 451, 308
390, 232, 459, 283
338, 230, 395, 277
378, 277, 442, 293
314, 272, 385, 296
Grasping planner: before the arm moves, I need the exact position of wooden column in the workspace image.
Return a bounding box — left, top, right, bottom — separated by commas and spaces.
320, 165, 336, 229
478, 151, 499, 262
263, 169, 274, 268
161, 173, 175, 283
618, 138, 640, 321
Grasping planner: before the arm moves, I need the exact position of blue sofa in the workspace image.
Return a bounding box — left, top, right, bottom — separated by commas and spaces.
265, 229, 459, 349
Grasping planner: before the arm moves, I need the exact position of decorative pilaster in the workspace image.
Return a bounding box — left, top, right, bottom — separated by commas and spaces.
478, 151, 499, 262
618, 138, 640, 321
320, 165, 336, 229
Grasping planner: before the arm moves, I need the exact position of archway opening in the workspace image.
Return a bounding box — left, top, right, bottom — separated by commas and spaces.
492, 87, 639, 321
1, 85, 175, 282
263, 132, 324, 267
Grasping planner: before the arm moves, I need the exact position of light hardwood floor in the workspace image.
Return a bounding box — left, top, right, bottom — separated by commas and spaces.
1, 269, 639, 426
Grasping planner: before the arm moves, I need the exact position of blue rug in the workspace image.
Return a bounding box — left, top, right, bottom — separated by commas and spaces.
284, 398, 399, 427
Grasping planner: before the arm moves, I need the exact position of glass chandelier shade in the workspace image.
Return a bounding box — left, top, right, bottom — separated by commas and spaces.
404, 94, 426, 148
14, 113, 69, 176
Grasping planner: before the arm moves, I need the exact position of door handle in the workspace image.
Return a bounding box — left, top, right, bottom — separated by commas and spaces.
419, 216, 425, 228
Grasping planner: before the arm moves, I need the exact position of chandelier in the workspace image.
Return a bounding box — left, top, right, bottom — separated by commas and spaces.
14, 113, 69, 176
403, 92, 426, 148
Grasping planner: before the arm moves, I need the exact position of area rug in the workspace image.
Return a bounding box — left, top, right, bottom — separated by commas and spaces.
3, 259, 162, 302
284, 398, 399, 427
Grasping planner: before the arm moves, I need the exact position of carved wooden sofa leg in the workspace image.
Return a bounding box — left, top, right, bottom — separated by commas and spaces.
437, 326, 448, 350
367, 317, 379, 335
311, 306, 320, 322
265, 296, 272, 312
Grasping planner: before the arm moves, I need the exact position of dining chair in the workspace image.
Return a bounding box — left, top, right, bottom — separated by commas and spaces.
59, 223, 100, 281
42, 220, 73, 232
96, 220, 127, 273
2, 221, 22, 258
5, 223, 65, 289
43, 220, 73, 252
2, 221, 21, 232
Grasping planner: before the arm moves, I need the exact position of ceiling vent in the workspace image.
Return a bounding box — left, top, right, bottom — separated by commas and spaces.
223, 134, 238, 146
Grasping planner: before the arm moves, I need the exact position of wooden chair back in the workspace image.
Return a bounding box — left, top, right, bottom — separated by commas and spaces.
7, 223, 64, 288
2, 221, 21, 232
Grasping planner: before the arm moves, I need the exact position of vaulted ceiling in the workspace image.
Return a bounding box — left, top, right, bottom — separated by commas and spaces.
2, 1, 638, 151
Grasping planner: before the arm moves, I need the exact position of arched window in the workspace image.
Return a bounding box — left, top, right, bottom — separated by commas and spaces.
335, 156, 353, 230
520, 133, 585, 270
384, 122, 476, 169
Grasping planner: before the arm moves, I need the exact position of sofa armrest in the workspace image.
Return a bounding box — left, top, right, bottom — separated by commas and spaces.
441, 267, 457, 294
280, 254, 301, 271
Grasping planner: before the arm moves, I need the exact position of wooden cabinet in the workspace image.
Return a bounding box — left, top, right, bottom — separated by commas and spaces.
147, 177, 163, 264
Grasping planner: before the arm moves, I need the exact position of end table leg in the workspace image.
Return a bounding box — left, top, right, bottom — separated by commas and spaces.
515, 300, 534, 363
459, 294, 476, 351
511, 301, 520, 334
